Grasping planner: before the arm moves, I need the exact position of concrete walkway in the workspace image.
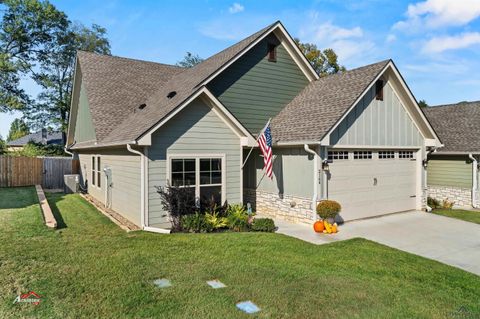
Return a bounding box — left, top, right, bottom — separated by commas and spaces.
272, 211, 480, 276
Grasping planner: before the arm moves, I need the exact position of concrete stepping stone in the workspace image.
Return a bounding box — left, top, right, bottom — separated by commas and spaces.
153, 278, 172, 288
236, 301, 260, 314
206, 280, 226, 289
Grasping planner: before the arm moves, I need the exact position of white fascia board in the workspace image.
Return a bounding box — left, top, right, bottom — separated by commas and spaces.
66, 56, 80, 146
198, 22, 318, 87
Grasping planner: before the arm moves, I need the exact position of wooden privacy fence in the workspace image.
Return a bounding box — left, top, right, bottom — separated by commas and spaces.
0, 156, 79, 189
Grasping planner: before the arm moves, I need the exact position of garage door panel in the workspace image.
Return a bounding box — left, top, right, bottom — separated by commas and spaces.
328, 150, 417, 221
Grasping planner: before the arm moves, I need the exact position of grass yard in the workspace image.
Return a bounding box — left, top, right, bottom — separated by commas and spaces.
432, 208, 480, 225
1, 187, 479, 318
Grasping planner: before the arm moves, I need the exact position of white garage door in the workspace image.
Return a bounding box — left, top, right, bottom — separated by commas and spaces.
328, 150, 417, 221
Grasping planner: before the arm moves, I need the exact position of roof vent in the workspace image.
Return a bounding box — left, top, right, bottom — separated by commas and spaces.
138, 103, 146, 110
167, 91, 177, 99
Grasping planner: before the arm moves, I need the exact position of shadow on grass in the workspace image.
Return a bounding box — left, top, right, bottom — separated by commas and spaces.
45, 194, 68, 230
0, 186, 38, 209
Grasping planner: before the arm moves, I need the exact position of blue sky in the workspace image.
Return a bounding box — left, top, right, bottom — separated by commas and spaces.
2, 0, 480, 138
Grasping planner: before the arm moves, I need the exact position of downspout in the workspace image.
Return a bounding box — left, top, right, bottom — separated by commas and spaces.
468, 154, 478, 208
64, 141, 75, 157
424, 147, 438, 212
304, 144, 318, 221
126, 144, 170, 234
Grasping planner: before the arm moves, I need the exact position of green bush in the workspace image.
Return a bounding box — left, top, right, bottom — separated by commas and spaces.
251, 218, 275, 232
427, 197, 440, 209
442, 198, 454, 209
316, 200, 341, 219
226, 204, 249, 232
205, 211, 228, 230
181, 213, 211, 233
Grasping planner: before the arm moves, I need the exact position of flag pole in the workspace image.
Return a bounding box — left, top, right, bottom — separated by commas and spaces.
241, 118, 271, 169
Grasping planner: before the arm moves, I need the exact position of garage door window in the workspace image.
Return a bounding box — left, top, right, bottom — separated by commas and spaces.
399, 151, 414, 159
328, 151, 349, 161
353, 151, 372, 159
379, 151, 395, 159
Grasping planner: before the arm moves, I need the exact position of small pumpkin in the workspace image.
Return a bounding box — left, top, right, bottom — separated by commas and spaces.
313, 221, 325, 233
331, 223, 338, 233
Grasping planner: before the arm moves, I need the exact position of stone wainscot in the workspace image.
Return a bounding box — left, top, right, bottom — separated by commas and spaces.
427, 185, 476, 208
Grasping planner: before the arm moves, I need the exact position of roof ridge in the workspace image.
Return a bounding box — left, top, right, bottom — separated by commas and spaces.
77, 50, 181, 69
430, 100, 480, 109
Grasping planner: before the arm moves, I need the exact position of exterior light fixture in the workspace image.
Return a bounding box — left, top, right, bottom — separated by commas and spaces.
422, 159, 428, 168
322, 160, 330, 171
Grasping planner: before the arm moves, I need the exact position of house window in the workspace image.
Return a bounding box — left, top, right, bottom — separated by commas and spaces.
378, 151, 395, 159
91, 156, 101, 187
399, 151, 414, 159
328, 151, 349, 161
375, 80, 384, 101
353, 151, 372, 159
267, 43, 277, 62
170, 157, 224, 206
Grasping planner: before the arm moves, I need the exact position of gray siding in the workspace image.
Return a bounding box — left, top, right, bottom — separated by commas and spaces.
208, 34, 309, 134
74, 82, 96, 143
243, 147, 314, 198
147, 98, 242, 228
330, 81, 423, 146
78, 148, 141, 226
427, 155, 472, 188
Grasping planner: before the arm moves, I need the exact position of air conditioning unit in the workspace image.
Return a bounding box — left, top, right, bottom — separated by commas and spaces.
64, 174, 79, 194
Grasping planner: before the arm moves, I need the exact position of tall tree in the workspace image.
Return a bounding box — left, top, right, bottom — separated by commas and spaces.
294, 38, 346, 77
0, 0, 111, 144
418, 100, 428, 108
6, 118, 29, 141
176, 52, 203, 68
0, 135, 6, 154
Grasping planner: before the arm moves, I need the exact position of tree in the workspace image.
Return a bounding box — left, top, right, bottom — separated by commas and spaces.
176, 52, 203, 68
7, 118, 29, 141
294, 38, 346, 77
0, 0, 111, 144
418, 100, 428, 108
0, 135, 6, 154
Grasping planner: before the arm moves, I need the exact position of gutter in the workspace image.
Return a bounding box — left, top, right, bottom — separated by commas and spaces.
64, 141, 76, 157
126, 144, 171, 234
303, 144, 318, 221
468, 154, 478, 209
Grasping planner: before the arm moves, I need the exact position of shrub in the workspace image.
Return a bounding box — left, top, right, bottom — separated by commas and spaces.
251, 218, 275, 232
442, 198, 454, 209
226, 204, 249, 232
316, 200, 341, 219
156, 184, 196, 231
205, 211, 228, 230
181, 213, 211, 233
427, 197, 440, 209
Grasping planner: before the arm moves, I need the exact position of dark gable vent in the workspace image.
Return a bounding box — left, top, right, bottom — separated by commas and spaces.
138, 103, 146, 110
167, 91, 177, 99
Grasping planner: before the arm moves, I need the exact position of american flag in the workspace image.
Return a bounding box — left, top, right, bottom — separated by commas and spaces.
258, 123, 273, 178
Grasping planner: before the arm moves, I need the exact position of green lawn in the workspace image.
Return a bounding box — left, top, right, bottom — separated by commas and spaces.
432, 208, 480, 225
1, 187, 479, 318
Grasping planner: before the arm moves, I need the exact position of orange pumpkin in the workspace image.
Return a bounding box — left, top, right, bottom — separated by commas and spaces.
313, 221, 325, 233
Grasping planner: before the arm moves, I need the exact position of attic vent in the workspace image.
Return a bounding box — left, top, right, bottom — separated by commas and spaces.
138, 103, 146, 110
167, 91, 177, 99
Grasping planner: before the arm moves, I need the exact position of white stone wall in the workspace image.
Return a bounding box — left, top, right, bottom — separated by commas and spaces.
427, 185, 472, 208
244, 189, 315, 224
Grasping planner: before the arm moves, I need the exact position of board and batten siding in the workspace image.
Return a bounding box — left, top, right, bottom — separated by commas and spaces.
330, 81, 423, 147
74, 81, 96, 143
147, 97, 242, 229
208, 34, 309, 135
243, 147, 314, 198
427, 155, 472, 188
78, 148, 141, 226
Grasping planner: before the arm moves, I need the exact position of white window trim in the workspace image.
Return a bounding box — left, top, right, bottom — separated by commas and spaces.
91, 155, 102, 189
166, 153, 227, 205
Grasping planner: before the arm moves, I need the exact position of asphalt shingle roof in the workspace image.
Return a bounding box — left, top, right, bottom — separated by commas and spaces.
422, 101, 480, 153
7, 132, 63, 146
271, 60, 390, 143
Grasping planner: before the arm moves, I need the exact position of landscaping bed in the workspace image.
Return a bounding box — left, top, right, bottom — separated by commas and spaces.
1, 187, 479, 318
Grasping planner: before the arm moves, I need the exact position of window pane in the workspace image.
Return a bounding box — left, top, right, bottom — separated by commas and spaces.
200, 159, 210, 171
92, 157, 95, 170
171, 159, 183, 173
92, 169, 95, 186
171, 173, 183, 186
200, 171, 210, 185
211, 159, 221, 171
200, 185, 221, 206
184, 159, 195, 172
97, 172, 101, 187
97, 157, 101, 171
184, 172, 196, 186
211, 171, 222, 184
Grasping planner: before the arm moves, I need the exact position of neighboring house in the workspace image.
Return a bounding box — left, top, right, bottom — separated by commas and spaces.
7, 129, 63, 151
66, 21, 441, 233
423, 101, 480, 208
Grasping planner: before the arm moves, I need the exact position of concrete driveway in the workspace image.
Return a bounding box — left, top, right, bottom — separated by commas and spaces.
273, 211, 480, 276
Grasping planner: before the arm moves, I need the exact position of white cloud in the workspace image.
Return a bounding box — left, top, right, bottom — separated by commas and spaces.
394, 0, 480, 30
422, 32, 480, 53
228, 3, 244, 14
386, 34, 397, 43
